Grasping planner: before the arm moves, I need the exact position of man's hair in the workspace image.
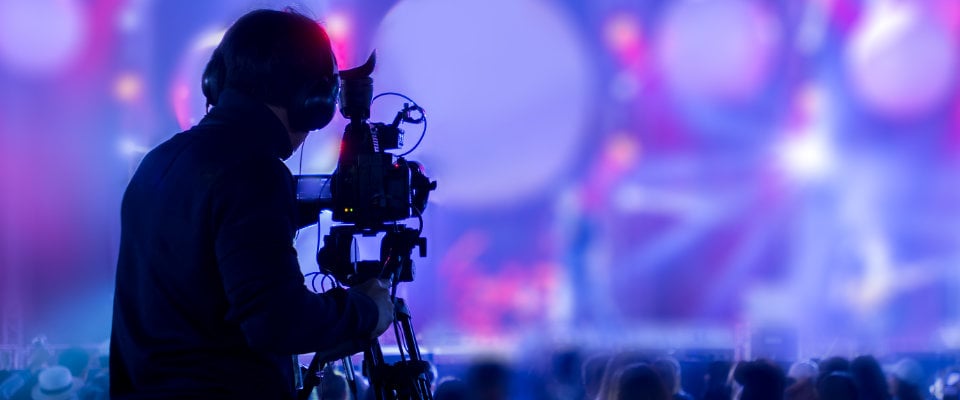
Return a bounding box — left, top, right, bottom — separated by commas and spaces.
652, 357, 681, 394
582, 354, 610, 399
433, 377, 468, 400
817, 356, 850, 383
818, 372, 859, 400
735, 360, 786, 400
217, 9, 335, 107
849, 355, 890, 400
616, 363, 671, 400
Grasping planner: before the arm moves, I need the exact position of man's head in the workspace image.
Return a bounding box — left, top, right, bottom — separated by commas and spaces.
203, 9, 339, 146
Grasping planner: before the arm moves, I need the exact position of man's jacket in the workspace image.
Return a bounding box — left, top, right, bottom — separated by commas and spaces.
110, 89, 378, 399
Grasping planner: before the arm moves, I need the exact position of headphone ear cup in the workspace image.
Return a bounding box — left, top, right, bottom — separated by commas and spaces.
201, 49, 225, 108
288, 75, 339, 132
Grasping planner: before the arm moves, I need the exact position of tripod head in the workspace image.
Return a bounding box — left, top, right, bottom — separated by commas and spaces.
316, 224, 425, 287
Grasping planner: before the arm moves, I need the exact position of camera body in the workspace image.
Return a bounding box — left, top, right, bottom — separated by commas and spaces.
331, 124, 414, 227
330, 53, 434, 229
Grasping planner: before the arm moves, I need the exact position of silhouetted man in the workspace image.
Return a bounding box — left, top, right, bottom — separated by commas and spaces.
110, 9, 393, 399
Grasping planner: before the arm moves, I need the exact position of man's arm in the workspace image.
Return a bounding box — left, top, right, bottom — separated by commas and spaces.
211, 157, 378, 354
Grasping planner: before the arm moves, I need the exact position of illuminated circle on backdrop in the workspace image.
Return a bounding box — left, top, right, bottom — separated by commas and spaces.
654, 0, 780, 102
373, 0, 594, 208
845, 2, 958, 118
172, 30, 225, 130
0, 0, 87, 75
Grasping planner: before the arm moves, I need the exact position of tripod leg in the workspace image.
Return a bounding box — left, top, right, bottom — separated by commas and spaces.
395, 298, 433, 400
366, 340, 393, 400
299, 355, 323, 400
342, 356, 360, 400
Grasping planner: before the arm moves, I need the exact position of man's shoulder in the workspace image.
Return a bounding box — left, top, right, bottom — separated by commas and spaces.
139, 126, 286, 181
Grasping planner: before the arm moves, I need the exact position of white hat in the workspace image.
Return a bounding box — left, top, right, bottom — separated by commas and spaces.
31, 366, 79, 400
788, 360, 819, 382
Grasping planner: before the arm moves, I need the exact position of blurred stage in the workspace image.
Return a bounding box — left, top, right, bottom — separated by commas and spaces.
1, 0, 960, 357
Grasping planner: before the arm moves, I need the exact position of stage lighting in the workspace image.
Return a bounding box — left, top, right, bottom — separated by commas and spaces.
0, 0, 86, 75
325, 13, 350, 39
778, 132, 833, 182
118, 137, 148, 158
374, 0, 594, 208
604, 13, 644, 63
654, 0, 779, 102
172, 29, 226, 130
845, 1, 958, 118
114, 72, 144, 103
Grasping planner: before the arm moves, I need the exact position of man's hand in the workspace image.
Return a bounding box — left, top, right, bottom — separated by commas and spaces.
349, 278, 395, 338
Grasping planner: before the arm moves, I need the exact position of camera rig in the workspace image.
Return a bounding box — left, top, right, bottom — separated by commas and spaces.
295, 52, 437, 400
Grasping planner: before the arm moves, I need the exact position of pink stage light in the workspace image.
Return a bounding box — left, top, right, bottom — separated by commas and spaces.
114, 72, 144, 104
323, 13, 353, 70
604, 13, 645, 67
171, 29, 225, 130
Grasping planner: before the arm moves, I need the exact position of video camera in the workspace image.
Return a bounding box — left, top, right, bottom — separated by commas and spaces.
295, 52, 437, 400
297, 52, 435, 286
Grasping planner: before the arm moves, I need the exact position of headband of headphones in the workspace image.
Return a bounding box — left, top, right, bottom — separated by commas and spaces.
201, 11, 340, 132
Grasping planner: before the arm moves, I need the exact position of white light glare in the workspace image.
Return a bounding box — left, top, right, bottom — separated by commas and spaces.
778, 132, 834, 181
119, 137, 149, 157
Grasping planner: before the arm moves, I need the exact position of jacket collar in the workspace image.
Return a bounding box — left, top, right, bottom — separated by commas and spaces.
198, 88, 294, 160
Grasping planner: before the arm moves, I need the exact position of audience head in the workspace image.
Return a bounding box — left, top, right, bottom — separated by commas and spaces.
702, 360, 732, 400
615, 363, 671, 400
849, 355, 890, 400
734, 359, 786, 400
434, 377, 468, 400
583, 354, 610, 400
599, 352, 650, 400
551, 349, 582, 384
319, 369, 348, 400
817, 357, 850, 383
31, 366, 79, 400
818, 372, 859, 400
26, 337, 52, 373
784, 377, 818, 400
787, 360, 819, 384
939, 368, 960, 400
889, 358, 925, 400
56, 348, 90, 380
652, 356, 682, 395
465, 359, 511, 400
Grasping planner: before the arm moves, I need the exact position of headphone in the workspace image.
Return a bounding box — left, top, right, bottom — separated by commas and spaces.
201, 43, 340, 133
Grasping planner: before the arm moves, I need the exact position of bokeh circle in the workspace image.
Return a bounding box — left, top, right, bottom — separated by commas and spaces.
373, 0, 594, 208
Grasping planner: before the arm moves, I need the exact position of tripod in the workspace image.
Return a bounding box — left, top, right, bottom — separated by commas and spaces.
300, 225, 433, 400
